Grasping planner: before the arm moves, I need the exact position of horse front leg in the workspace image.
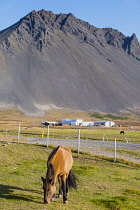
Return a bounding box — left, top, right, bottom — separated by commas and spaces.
58, 176, 63, 198
51, 193, 55, 201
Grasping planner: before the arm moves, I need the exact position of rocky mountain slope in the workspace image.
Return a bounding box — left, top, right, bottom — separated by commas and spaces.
0, 10, 140, 115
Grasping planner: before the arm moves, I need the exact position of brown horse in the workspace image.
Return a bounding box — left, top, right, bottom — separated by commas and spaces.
41, 145, 77, 204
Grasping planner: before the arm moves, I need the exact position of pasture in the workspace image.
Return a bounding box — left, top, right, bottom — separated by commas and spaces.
0, 142, 140, 210
0, 108, 140, 145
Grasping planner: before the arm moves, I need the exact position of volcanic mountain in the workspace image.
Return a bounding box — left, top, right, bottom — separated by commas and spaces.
0, 10, 140, 115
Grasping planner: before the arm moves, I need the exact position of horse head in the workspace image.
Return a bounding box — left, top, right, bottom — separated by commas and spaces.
41, 177, 56, 204
41, 163, 56, 204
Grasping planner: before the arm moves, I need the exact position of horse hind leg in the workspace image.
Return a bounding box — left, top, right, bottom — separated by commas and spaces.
61, 176, 68, 204
66, 178, 69, 197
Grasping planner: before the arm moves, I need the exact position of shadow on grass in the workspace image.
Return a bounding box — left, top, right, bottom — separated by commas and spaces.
0, 184, 42, 203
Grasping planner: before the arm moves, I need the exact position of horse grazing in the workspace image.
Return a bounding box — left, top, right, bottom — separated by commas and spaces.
41, 145, 77, 204
120, 130, 124, 134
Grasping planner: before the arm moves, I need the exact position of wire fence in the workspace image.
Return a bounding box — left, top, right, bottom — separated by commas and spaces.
0, 122, 140, 144
0, 123, 140, 144
0, 122, 140, 163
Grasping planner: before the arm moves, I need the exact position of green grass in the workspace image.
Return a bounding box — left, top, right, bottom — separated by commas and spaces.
90, 113, 105, 119
104, 114, 128, 120
90, 113, 128, 120
0, 142, 140, 210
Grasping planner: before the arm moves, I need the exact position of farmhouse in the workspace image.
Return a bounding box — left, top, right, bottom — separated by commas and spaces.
81, 122, 94, 127
41, 121, 61, 126
61, 119, 83, 126
41, 119, 115, 127
94, 121, 115, 127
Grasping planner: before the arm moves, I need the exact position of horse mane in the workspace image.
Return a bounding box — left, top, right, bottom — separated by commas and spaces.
47, 145, 61, 166
46, 163, 55, 181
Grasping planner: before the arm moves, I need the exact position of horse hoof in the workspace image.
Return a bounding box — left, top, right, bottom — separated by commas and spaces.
64, 200, 68, 204
58, 194, 62, 198
44, 201, 50, 204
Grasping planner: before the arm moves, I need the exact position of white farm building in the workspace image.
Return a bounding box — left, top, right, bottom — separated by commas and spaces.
61, 119, 83, 126
81, 122, 94, 127
41, 121, 60, 126
94, 121, 115, 127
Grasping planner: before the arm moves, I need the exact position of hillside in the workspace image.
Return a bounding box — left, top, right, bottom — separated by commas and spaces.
0, 10, 140, 115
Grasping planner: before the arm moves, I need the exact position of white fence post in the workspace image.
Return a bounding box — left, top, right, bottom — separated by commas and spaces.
77, 129, 80, 153
103, 133, 105, 141
114, 138, 116, 162
47, 125, 49, 147
125, 137, 128, 143
18, 122, 21, 143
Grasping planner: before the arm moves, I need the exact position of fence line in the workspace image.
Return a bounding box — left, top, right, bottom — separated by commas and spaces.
0, 126, 138, 143
0, 126, 140, 163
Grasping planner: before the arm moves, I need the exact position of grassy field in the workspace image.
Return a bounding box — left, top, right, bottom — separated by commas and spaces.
0, 142, 140, 210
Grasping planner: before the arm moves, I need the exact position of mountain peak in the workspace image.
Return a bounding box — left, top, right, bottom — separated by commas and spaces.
0, 10, 140, 115
131, 33, 136, 38
1, 9, 139, 59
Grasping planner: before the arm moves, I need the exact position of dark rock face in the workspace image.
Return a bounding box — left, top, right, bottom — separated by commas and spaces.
0, 10, 140, 115
123, 33, 140, 59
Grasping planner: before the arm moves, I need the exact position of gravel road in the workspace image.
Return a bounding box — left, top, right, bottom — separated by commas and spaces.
29, 137, 140, 164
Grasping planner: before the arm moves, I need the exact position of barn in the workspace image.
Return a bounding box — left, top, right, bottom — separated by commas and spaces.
61, 119, 83, 126
82, 122, 94, 126
94, 121, 115, 127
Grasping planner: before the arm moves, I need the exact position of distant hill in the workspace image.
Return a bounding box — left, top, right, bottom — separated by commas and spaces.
0, 10, 140, 115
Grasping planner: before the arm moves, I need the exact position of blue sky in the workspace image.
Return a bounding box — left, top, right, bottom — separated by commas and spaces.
0, 0, 140, 41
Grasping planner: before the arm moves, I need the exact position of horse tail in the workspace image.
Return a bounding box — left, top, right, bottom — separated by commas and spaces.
67, 169, 77, 190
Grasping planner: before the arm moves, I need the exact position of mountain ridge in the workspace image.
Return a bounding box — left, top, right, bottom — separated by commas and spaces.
1, 10, 140, 59
0, 10, 140, 115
